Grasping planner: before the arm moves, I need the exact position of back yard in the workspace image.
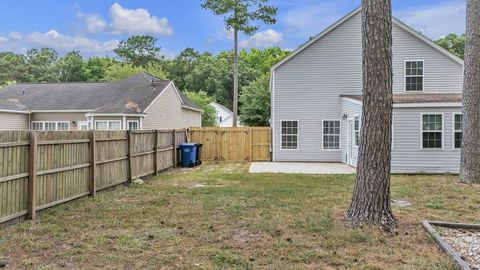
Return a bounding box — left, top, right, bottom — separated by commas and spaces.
1, 163, 479, 269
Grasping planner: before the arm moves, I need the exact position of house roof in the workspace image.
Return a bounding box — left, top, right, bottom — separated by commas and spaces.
0, 73, 201, 113
270, 7, 463, 73
340, 94, 462, 104
210, 102, 233, 115
0, 98, 29, 112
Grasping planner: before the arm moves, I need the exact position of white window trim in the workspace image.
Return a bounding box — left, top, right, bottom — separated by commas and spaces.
94, 120, 122, 130
280, 120, 299, 151
77, 121, 91, 130
321, 120, 341, 151
127, 120, 140, 130
420, 113, 444, 150
404, 60, 425, 92
452, 112, 463, 150
31, 121, 70, 131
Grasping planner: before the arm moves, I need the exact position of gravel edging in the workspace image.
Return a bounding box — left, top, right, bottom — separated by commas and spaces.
422, 220, 480, 270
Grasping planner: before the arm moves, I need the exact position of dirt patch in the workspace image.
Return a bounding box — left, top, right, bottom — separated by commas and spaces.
232, 229, 261, 248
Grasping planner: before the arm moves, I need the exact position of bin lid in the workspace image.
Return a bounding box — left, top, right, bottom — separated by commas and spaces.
179, 143, 197, 147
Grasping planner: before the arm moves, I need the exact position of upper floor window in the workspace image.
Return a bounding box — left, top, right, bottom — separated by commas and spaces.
281, 121, 298, 150
454, 113, 463, 149
323, 120, 340, 150
422, 114, 442, 149
405, 60, 423, 91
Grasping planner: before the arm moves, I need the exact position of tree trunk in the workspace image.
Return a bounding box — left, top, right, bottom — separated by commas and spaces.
345, 0, 396, 232
232, 27, 239, 127
460, 0, 480, 184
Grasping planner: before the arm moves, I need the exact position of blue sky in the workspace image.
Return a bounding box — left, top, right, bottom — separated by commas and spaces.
0, 0, 466, 57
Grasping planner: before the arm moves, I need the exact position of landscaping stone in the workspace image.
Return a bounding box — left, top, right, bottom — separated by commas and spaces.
391, 199, 413, 208
132, 178, 144, 185
440, 228, 480, 269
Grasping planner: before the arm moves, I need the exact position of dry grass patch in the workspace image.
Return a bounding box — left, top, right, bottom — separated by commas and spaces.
0, 163, 479, 269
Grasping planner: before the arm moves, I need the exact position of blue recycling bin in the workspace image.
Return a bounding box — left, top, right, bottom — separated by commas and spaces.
179, 143, 198, 167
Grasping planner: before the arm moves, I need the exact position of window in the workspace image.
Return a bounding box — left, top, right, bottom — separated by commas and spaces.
95, 120, 122, 130
323, 120, 340, 150
109, 121, 121, 130
57, 122, 69, 130
31, 122, 43, 131
422, 114, 442, 149
31, 121, 69, 131
281, 121, 298, 150
127, 121, 139, 130
454, 113, 463, 149
354, 116, 360, 146
78, 121, 89, 130
405, 61, 423, 91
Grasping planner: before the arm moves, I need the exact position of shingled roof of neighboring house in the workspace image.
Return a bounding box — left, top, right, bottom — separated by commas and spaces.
340, 94, 462, 104
0, 73, 201, 113
0, 98, 29, 112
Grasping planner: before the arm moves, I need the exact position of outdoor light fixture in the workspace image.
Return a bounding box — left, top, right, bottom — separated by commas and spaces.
342, 114, 348, 120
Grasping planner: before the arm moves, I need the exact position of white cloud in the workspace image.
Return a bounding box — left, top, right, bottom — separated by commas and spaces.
77, 11, 107, 34
0, 37, 8, 43
5, 30, 118, 54
239, 29, 283, 48
109, 3, 173, 35
396, 1, 465, 39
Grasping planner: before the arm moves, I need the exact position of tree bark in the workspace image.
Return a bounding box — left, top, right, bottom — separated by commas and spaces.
232, 27, 239, 127
345, 0, 396, 232
460, 0, 480, 184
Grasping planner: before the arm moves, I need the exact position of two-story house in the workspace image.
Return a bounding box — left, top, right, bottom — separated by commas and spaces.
270, 7, 464, 173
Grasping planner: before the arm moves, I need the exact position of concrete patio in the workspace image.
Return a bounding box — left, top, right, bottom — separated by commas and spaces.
249, 162, 356, 174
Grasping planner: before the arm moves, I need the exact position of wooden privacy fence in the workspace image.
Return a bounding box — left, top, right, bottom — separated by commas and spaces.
0, 129, 187, 225
189, 127, 271, 162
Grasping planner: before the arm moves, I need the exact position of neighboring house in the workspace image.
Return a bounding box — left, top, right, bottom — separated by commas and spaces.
270, 7, 464, 174
0, 73, 202, 131
209, 102, 241, 127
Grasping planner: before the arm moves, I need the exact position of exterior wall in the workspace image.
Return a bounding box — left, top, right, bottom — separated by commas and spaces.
391, 107, 461, 173
31, 112, 87, 130
272, 11, 463, 162
0, 112, 29, 130
143, 84, 201, 129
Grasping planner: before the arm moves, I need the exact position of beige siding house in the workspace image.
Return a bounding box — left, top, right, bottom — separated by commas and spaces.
0, 73, 202, 131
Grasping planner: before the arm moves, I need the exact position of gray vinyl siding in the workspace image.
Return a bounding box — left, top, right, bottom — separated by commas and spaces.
0, 112, 29, 130
272, 11, 463, 162
391, 107, 461, 173
341, 99, 362, 165
32, 112, 87, 130
143, 84, 201, 130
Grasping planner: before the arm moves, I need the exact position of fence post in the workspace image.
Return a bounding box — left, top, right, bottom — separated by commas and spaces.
128, 130, 134, 181
154, 130, 159, 175
172, 130, 177, 168
27, 132, 38, 220
250, 128, 253, 162
89, 130, 96, 196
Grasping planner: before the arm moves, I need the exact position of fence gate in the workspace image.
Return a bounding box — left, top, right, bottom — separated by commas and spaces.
189, 127, 271, 162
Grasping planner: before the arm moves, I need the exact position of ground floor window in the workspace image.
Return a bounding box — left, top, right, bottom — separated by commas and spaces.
127, 120, 139, 130
77, 121, 90, 130
323, 120, 340, 150
281, 121, 298, 150
95, 120, 122, 130
422, 114, 443, 149
31, 121, 70, 131
454, 113, 463, 149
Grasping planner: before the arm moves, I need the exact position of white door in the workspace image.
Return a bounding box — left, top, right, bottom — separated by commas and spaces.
348, 119, 358, 166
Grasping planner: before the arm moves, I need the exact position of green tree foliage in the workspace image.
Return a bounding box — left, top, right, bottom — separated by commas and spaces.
435, 33, 465, 59
184, 91, 217, 126
239, 74, 270, 126
201, 0, 278, 126
25, 48, 60, 82
113, 35, 161, 68
83, 57, 115, 82
0, 52, 29, 85
105, 62, 167, 81
162, 48, 200, 90
58, 51, 85, 82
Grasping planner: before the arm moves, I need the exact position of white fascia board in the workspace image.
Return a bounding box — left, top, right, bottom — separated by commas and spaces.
0, 109, 30, 114
394, 102, 462, 108
85, 113, 146, 117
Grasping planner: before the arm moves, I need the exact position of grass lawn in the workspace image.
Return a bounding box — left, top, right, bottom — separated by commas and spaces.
1, 163, 480, 269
